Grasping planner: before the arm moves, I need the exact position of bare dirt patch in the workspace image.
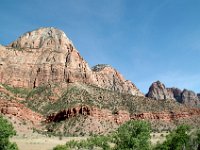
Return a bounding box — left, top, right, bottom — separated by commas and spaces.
11, 135, 87, 150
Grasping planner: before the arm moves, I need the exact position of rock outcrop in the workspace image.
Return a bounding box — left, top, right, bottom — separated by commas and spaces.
92, 64, 143, 96
181, 89, 200, 106
197, 93, 200, 99
167, 87, 182, 102
0, 27, 143, 96
46, 105, 200, 125
146, 81, 200, 107
0, 100, 43, 124
146, 81, 174, 100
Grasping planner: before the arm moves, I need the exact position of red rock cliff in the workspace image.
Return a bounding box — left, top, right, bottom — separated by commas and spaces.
0, 27, 143, 96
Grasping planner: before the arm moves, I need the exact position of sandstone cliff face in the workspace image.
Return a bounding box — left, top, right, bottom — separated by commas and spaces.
0, 27, 143, 96
0, 100, 43, 124
92, 64, 143, 96
146, 81, 200, 106
146, 81, 174, 100
181, 89, 200, 106
167, 87, 182, 102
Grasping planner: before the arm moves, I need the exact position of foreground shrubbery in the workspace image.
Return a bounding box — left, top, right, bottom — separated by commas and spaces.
53, 120, 200, 150
54, 135, 111, 150
114, 120, 151, 150
0, 116, 18, 150
54, 120, 151, 150
154, 125, 200, 150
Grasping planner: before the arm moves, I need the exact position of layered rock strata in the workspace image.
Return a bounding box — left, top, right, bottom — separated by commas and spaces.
0, 100, 43, 124
0, 27, 143, 96
46, 105, 200, 124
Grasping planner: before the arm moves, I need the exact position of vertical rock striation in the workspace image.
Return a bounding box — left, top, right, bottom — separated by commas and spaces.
0, 27, 143, 96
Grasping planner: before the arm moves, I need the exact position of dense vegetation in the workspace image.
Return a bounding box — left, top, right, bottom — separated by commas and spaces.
53, 120, 151, 150
53, 120, 200, 150
114, 120, 151, 150
0, 116, 18, 150
154, 125, 200, 150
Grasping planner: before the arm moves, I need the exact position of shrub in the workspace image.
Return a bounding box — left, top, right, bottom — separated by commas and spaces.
114, 120, 151, 150
189, 129, 200, 150
53, 145, 69, 150
154, 125, 191, 150
53, 135, 112, 150
0, 116, 18, 150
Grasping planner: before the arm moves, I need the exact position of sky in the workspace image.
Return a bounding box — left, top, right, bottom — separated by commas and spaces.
1, 0, 200, 94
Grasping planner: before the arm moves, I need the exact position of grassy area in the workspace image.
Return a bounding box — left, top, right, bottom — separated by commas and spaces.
0, 83, 30, 98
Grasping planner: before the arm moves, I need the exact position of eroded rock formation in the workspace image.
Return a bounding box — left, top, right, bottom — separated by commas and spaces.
147, 81, 200, 106
146, 81, 174, 100
46, 105, 200, 125
0, 27, 143, 96
0, 100, 43, 124
181, 89, 200, 106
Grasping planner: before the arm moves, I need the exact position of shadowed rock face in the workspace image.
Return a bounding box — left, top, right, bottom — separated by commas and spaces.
168, 88, 182, 102
181, 89, 199, 106
146, 81, 200, 107
0, 27, 143, 96
197, 93, 200, 99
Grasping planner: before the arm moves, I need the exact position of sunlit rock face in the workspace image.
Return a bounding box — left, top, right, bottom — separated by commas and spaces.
0, 27, 143, 96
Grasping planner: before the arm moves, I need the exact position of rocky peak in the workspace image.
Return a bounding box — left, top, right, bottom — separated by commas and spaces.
146, 81, 174, 100
181, 89, 199, 106
92, 64, 111, 72
0, 27, 143, 96
92, 64, 143, 96
8, 27, 73, 50
146, 81, 200, 107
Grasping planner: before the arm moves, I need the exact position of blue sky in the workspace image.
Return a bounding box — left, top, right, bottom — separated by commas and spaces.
1, 0, 200, 94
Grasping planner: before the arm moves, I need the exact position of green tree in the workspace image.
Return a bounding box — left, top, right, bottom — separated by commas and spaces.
191, 129, 200, 150
0, 116, 18, 150
197, 130, 200, 150
114, 120, 151, 150
154, 125, 191, 150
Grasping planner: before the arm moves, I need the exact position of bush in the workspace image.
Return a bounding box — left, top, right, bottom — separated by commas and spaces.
53, 121, 200, 150
53, 135, 112, 150
0, 116, 18, 150
114, 120, 151, 150
154, 125, 191, 150
196, 130, 200, 149
189, 129, 200, 150
53, 144, 69, 150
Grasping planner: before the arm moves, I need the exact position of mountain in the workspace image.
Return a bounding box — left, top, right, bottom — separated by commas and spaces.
146, 81, 200, 107
0, 27, 200, 136
0, 27, 143, 96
